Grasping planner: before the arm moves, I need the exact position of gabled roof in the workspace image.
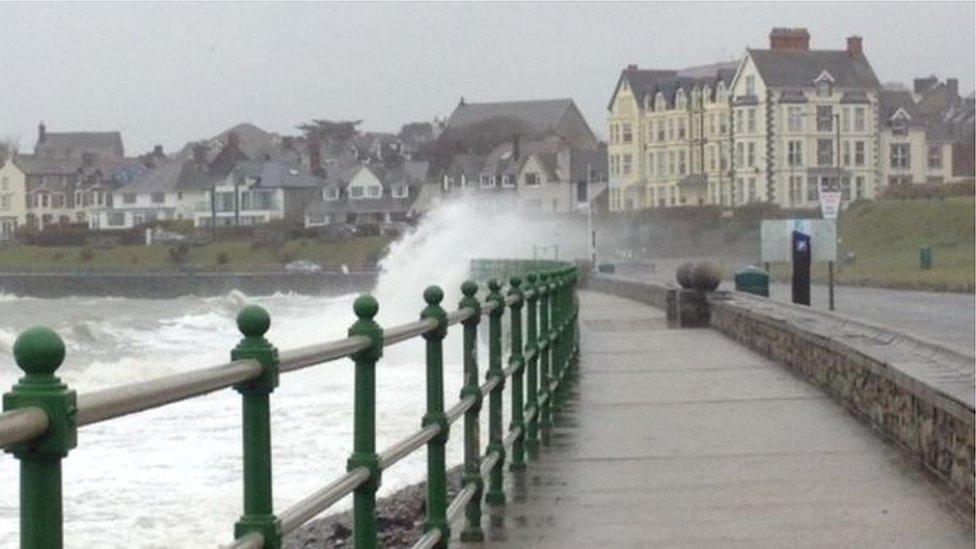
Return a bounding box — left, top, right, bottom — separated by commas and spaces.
879, 90, 925, 128
609, 62, 738, 111
607, 69, 678, 110
35, 131, 124, 160
445, 99, 577, 136
747, 49, 880, 89
12, 155, 80, 176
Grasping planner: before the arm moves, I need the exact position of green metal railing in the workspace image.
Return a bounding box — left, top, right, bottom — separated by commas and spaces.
0, 261, 581, 548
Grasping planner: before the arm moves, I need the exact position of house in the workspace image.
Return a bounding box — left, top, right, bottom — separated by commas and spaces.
879, 88, 929, 187
195, 160, 322, 228
0, 160, 29, 239
34, 123, 124, 163
304, 160, 428, 228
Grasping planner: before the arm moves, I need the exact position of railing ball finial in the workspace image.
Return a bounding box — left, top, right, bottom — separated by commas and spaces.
526, 272, 537, 284
487, 278, 502, 292
236, 305, 271, 339
423, 285, 444, 305
460, 279, 478, 297
510, 275, 522, 288
353, 294, 380, 320
14, 327, 66, 377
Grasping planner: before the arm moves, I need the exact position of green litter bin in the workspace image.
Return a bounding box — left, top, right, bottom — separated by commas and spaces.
919, 247, 933, 270
597, 262, 616, 274
734, 266, 769, 297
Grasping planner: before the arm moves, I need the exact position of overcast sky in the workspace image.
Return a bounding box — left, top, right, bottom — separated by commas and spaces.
1, 2, 973, 154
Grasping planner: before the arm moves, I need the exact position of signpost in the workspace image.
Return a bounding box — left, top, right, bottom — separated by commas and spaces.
818, 188, 842, 310
760, 219, 838, 310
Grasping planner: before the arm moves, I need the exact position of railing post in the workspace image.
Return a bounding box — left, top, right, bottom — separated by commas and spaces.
420, 286, 450, 546
507, 276, 526, 470
231, 305, 282, 548
3, 328, 76, 549
538, 273, 552, 433
347, 295, 384, 549
458, 280, 484, 542
523, 273, 540, 458
485, 279, 506, 505
550, 272, 563, 413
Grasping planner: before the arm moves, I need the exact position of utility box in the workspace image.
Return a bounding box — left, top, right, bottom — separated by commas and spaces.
597, 263, 616, 274
919, 247, 933, 270
734, 266, 769, 297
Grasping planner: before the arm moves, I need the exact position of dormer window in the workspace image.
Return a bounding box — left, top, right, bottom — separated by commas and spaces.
391, 184, 408, 198
323, 187, 339, 201
814, 71, 835, 97
480, 173, 495, 188
745, 75, 756, 97
676, 90, 686, 109
890, 108, 911, 135
717, 82, 727, 102
655, 93, 666, 111
503, 174, 516, 187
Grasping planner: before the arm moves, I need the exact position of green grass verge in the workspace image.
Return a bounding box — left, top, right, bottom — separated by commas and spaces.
0, 236, 394, 272
770, 197, 975, 292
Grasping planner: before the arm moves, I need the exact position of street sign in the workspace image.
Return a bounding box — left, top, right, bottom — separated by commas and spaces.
760, 219, 837, 262
820, 191, 842, 219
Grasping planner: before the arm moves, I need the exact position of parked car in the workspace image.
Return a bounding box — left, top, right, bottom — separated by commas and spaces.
284, 260, 322, 273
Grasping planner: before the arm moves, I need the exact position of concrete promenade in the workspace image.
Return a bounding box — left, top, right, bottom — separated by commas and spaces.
472, 290, 974, 548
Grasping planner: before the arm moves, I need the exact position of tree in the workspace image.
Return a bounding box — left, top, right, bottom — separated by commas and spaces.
0, 137, 18, 165
296, 119, 363, 144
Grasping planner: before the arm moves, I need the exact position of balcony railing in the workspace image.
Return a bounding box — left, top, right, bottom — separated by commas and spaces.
0, 261, 580, 549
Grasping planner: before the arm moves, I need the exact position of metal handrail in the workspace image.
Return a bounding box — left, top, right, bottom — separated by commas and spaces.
1, 262, 581, 549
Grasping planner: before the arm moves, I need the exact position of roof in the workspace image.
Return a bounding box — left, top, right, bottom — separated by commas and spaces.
609, 62, 738, 110
747, 49, 880, 89
879, 90, 925, 128
12, 155, 80, 175
35, 131, 124, 160
253, 161, 323, 189
444, 99, 576, 136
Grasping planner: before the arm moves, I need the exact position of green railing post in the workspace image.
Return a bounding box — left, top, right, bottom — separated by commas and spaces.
551, 273, 564, 413
523, 273, 540, 457
347, 295, 384, 549
507, 276, 526, 470
485, 279, 506, 505
458, 281, 484, 542
231, 305, 282, 548
538, 273, 552, 433
3, 328, 76, 549
420, 286, 450, 546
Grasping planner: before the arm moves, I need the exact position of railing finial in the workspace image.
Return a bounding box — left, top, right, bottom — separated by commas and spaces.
13, 327, 66, 377
237, 305, 271, 339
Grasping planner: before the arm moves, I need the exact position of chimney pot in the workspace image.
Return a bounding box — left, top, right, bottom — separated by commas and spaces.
769, 27, 810, 52
153, 144, 164, 156
627, 63, 638, 71
847, 35, 863, 57
38, 122, 47, 144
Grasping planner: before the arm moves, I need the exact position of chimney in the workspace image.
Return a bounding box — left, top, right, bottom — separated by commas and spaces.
153, 144, 164, 157
512, 134, 521, 161
38, 122, 47, 144
947, 78, 959, 99
459, 96, 465, 106
192, 143, 208, 164
627, 63, 638, 71
307, 138, 322, 174
914, 76, 938, 94
846, 35, 863, 57
769, 28, 810, 52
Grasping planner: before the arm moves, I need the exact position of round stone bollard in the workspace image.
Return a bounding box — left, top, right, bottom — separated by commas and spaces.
692, 262, 722, 292
676, 262, 695, 289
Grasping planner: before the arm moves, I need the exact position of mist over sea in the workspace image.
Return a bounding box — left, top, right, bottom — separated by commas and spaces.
0, 199, 587, 547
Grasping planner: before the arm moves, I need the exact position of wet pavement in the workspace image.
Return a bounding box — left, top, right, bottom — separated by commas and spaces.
459, 290, 974, 548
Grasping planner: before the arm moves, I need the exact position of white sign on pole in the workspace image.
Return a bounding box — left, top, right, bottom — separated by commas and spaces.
819, 191, 842, 220
760, 219, 837, 262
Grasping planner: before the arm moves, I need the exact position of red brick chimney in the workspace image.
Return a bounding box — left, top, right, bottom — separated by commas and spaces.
769, 28, 810, 52
847, 35, 863, 57
627, 64, 638, 71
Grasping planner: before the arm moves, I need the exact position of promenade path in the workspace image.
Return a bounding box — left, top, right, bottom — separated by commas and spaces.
470, 290, 974, 548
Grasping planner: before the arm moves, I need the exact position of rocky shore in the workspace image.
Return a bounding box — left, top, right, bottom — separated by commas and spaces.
284, 467, 463, 548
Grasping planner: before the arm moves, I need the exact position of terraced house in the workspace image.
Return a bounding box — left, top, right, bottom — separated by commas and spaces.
607, 63, 736, 210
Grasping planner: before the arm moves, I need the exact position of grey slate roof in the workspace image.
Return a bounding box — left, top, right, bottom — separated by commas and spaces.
879, 90, 925, 128
610, 62, 738, 110
748, 49, 880, 89
445, 99, 576, 135
35, 132, 124, 160
12, 155, 81, 175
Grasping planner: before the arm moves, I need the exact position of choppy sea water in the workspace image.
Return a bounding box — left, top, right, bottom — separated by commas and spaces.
0, 290, 478, 548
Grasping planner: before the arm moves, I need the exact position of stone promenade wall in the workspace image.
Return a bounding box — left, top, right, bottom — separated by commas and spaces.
586, 274, 975, 505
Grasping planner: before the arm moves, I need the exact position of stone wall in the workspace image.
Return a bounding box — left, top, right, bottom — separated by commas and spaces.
584, 274, 975, 505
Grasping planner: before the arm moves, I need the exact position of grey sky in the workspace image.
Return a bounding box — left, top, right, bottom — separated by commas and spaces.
1, 2, 973, 154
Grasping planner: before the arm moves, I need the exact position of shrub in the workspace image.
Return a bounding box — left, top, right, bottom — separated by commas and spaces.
78, 247, 95, 264
168, 243, 190, 264
216, 251, 230, 265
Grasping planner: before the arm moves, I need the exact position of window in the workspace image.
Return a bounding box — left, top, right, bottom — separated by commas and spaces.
747, 142, 756, 167
657, 121, 665, 141
720, 148, 728, 171
928, 145, 942, 169
890, 144, 910, 169
648, 122, 655, 142
656, 152, 665, 177
151, 192, 165, 204
841, 107, 851, 132
350, 186, 364, 199
0, 195, 9, 211
807, 178, 819, 201
708, 145, 717, 170
787, 140, 803, 166
647, 154, 654, 178
708, 114, 716, 135
678, 151, 686, 175
789, 175, 804, 203
734, 178, 743, 205
745, 75, 755, 96
816, 80, 831, 97
719, 116, 727, 135
323, 187, 339, 201
108, 212, 126, 227
735, 110, 743, 134
842, 141, 851, 166
502, 174, 516, 187
747, 177, 757, 203
524, 173, 540, 187
816, 106, 833, 132
747, 108, 756, 133
854, 176, 865, 199
480, 173, 495, 188
854, 141, 865, 166
366, 185, 381, 198
787, 106, 803, 132
392, 184, 408, 198
52, 194, 64, 208
735, 142, 744, 168
622, 154, 632, 175
123, 193, 136, 204
622, 123, 632, 143
841, 177, 851, 200
0, 177, 7, 191
678, 120, 686, 139
817, 139, 833, 166
676, 91, 686, 109
854, 107, 865, 132
667, 119, 674, 140
889, 175, 912, 186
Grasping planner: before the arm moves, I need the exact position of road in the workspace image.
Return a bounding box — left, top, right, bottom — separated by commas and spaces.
613, 259, 975, 356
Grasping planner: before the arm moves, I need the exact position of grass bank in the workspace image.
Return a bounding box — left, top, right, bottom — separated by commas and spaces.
0, 236, 394, 272
770, 197, 975, 293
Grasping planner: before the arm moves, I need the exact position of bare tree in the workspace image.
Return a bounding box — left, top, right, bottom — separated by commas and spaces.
0, 136, 19, 165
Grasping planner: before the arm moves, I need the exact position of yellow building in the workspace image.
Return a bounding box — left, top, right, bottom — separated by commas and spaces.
0, 160, 29, 239
607, 63, 736, 211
